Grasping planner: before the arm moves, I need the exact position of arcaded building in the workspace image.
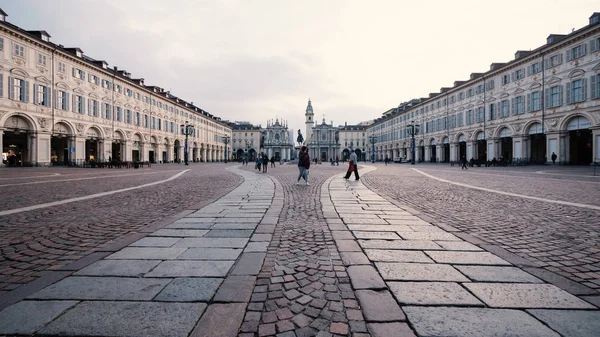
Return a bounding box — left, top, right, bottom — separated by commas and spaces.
0, 9, 231, 167
367, 12, 600, 165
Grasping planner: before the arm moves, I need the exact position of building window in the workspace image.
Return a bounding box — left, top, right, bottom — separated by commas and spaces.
466, 88, 474, 97
459, 92, 464, 100
135, 112, 141, 126
0, 37, 3, 50
170, 122, 174, 133
37, 54, 47, 66
501, 74, 510, 85
476, 107, 484, 122
566, 44, 587, 61
466, 110, 473, 125
13, 43, 24, 58
567, 78, 587, 104
475, 84, 483, 94
499, 100, 510, 118
58, 62, 66, 73
115, 84, 122, 93
73, 95, 85, 114
126, 109, 132, 124
9, 77, 29, 102
512, 68, 525, 81
489, 103, 496, 120
56, 91, 68, 111
591, 75, 600, 100
528, 62, 542, 75
103, 103, 111, 119
511, 96, 525, 115
546, 54, 563, 68
486, 80, 495, 91
158, 118, 162, 131
34, 84, 50, 107
102, 79, 112, 89
88, 99, 99, 117
527, 91, 542, 112
144, 114, 149, 128
456, 112, 464, 127
72, 68, 85, 80
116, 107, 122, 121
88, 74, 100, 85
591, 37, 600, 53
546, 85, 563, 108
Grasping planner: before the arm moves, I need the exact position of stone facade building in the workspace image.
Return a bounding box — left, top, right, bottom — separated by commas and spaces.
367, 12, 600, 165
304, 99, 340, 162
0, 9, 231, 167
230, 122, 261, 161
262, 118, 293, 161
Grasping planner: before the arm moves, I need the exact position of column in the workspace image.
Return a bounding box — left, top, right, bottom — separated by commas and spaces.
28, 133, 37, 165
179, 145, 185, 163
486, 139, 495, 160
167, 145, 173, 162
466, 142, 473, 160
559, 131, 568, 164
512, 136, 523, 160
0, 129, 4, 167
593, 128, 600, 163
425, 145, 431, 162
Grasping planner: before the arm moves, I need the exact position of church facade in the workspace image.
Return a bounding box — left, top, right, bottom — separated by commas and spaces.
262, 118, 293, 161
304, 99, 340, 162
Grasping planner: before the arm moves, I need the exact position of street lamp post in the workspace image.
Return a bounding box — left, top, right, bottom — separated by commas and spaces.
369, 135, 377, 163
181, 121, 195, 166
407, 121, 420, 165
222, 135, 230, 163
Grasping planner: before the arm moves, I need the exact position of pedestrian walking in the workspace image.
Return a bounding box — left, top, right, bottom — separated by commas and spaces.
271, 156, 275, 168
461, 156, 468, 170
256, 154, 262, 171
344, 149, 360, 180
297, 146, 310, 185
551, 152, 557, 165
262, 153, 268, 173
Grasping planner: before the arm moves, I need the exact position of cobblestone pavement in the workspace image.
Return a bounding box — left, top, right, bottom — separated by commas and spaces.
0, 164, 242, 295
362, 164, 600, 295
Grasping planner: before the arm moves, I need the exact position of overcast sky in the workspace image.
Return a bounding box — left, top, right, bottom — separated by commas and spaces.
2, 0, 598, 132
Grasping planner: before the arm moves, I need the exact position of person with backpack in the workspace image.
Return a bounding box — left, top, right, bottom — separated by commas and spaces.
297, 146, 310, 185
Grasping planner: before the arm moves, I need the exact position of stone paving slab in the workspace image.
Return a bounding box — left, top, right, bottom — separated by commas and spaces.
424, 251, 511, 265
527, 309, 600, 337
149, 229, 209, 237
388, 282, 483, 306
212, 223, 260, 230
347, 225, 414, 232
353, 231, 401, 239
107, 247, 187, 260
74, 260, 161, 277
145, 260, 235, 277
164, 222, 215, 229
28, 276, 170, 301
231, 252, 266, 275
434, 240, 483, 251
39, 301, 207, 337
455, 266, 543, 283
173, 237, 249, 248
340, 252, 371, 265
403, 306, 561, 337
0, 300, 79, 335
364, 249, 434, 263
347, 265, 387, 289
376, 262, 470, 282
355, 290, 405, 322
464, 283, 597, 309
190, 303, 247, 337
245, 241, 269, 252
398, 232, 461, 241
177, 247, 243, 260
204, 229, 255, 238
213, 275, 256, 302
154, 278, 223, 302
359, 239, 443, 250
130, 237, 182, 247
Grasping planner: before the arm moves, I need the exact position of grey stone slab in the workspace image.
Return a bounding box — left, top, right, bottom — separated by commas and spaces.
336, 240, 362, 252
213, 217, 261, 223
165, 222, 214, 229
74, 260, 161, 277
250, 233, 273, 241
130, 237, 182, 247
155, 278, 223, 302
203, 229, 254, 238
176, 216, 218, 222
523, 267, 598, 296
29, 276, 170, 300
387, 219, 430, 226
456, 266, 543, 283
348, 225, 413, 232
213, 275, 257, 302
355, 290, 405, 322
107, 247, 187, 260
388, 282, 483, 306
375, 262, 469, 282
173, 238, 249, 248
408, 225, 446, 232
367, 323, 416, 337
425, 251, 511, 265
255, 224, 276, 233
343, 218, 389, 225
177, 248, 243, 260
0, 300, 79, 335
353, 231, 400, 239
404, 306, 561, 337
527, 309, 600, 337
39, 301, 206, 337
231, 252, 266, 275
365, 249, 434, 263
189, 303, 247, 337
244, 241, 269, 252
340, 252, 371, 266
331, 231, 355, 240
398, 232, 461, 241
211, 223, 259, 230
145, 260, 235, 277
347, 265, 386, 289
464, 283, 597, 309
435, 240, 483, 251
150, 229, 209, 237
359, 239, 442, 250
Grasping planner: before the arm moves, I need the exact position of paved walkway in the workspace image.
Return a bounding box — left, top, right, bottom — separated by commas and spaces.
0, 165, 598, 337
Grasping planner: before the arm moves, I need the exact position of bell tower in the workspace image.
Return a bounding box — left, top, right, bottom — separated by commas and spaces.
305, 98, 314, 144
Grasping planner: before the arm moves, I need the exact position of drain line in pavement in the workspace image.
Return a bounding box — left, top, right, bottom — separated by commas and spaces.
0, 170, 190, 216
413, 168, 600, 211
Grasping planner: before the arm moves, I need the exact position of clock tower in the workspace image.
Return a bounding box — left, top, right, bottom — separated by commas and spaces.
305, 99, 314, 144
